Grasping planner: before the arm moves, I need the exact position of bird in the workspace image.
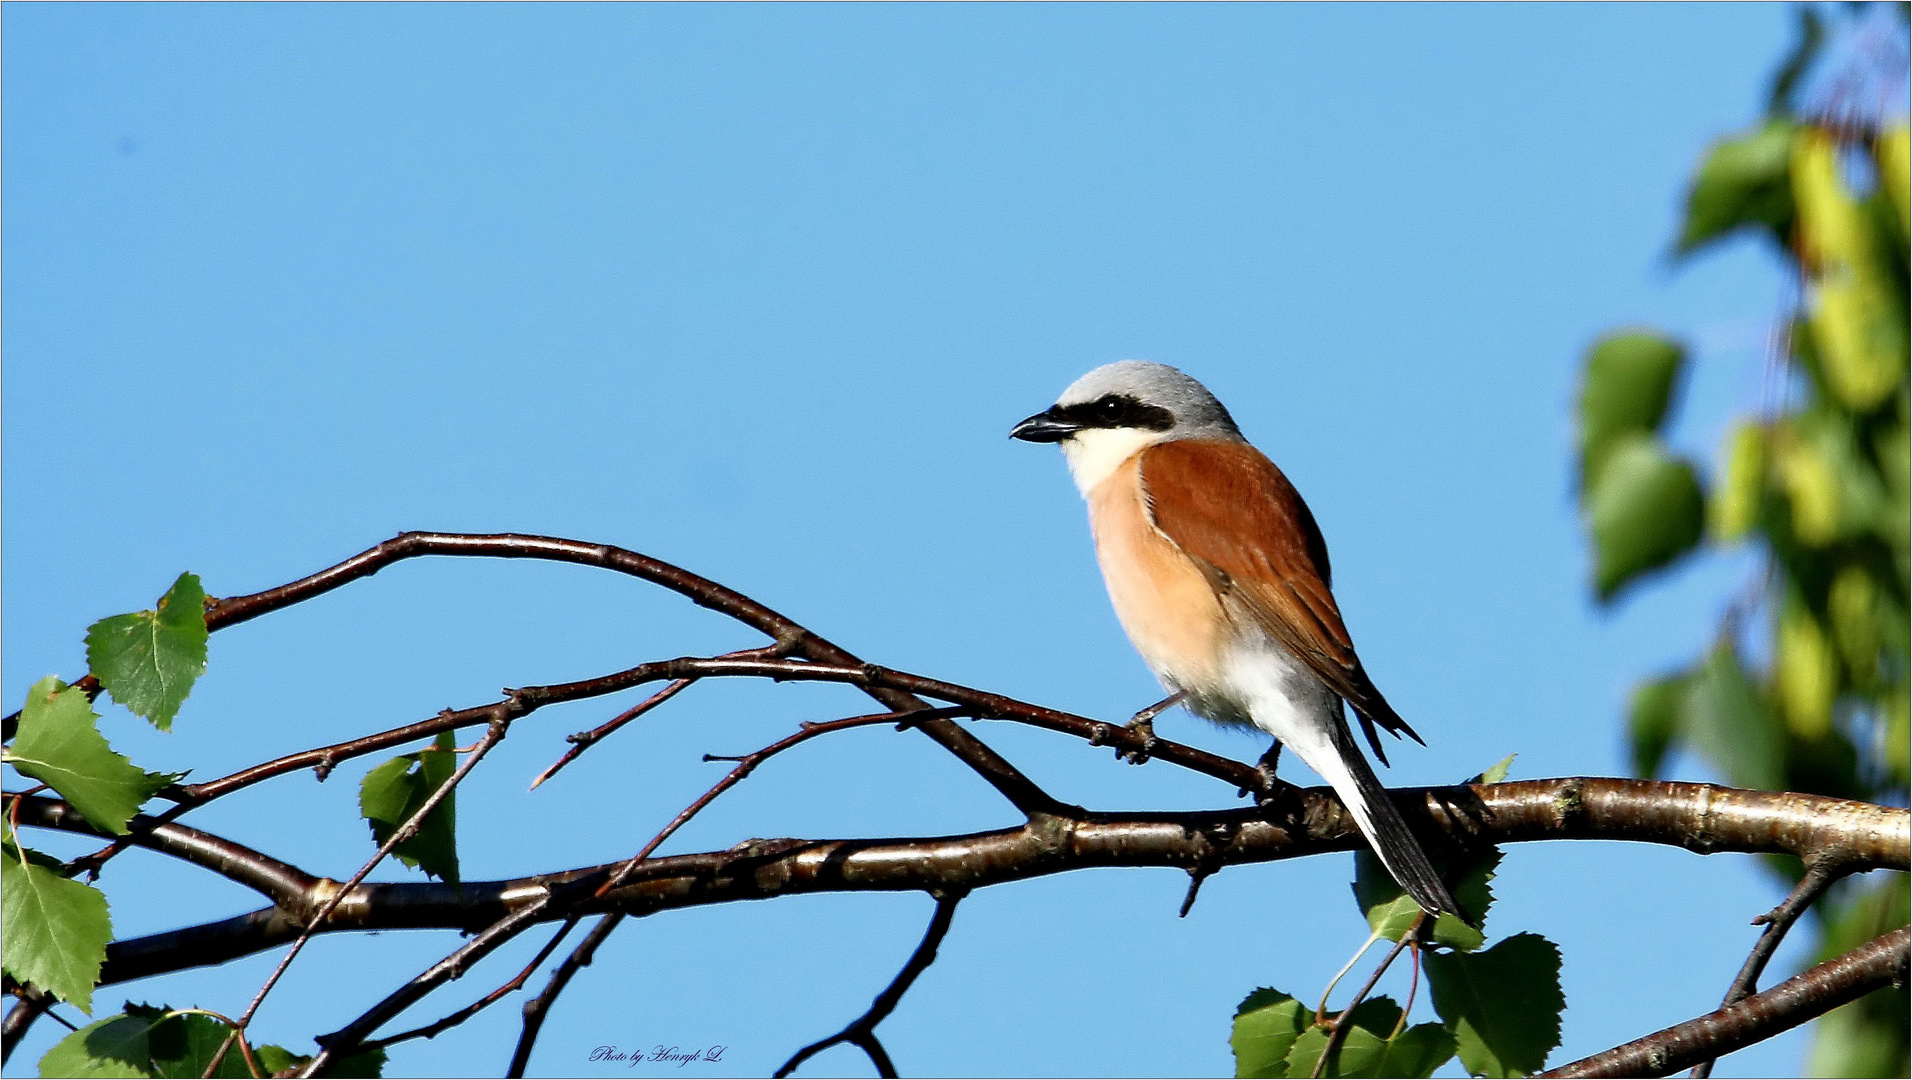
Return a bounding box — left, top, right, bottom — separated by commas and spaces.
1010, 360, 1460, 918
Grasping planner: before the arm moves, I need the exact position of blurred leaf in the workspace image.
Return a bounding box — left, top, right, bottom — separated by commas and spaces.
1628, 672, 1691, 779
1353, 846, 1498, 952
1284, 997, 1454, 1079
6, 677, 174, 837
1426, 933, 1565, 1078
84, 573, 209, 732
1233, 988, 1309, 1078
359, 732, 460, 883
1586, 435, 1705, 600
1, 833, 111, 1015
1765, 6, 1824, 116
1577, 332, 1685, 491
1678, 119, 1797, 254
1794, 128, 1906, 412
1885, 685, 1910, 787
1683, 643, 1786, 793
1777, 598, 1837, 739
1879, 125, 1910, 241
1807, 875, 1910, 1078
1827, 566, 1885, 685
1711, 422, 1768, 542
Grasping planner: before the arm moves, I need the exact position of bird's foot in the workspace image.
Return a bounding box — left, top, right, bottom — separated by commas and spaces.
1120, 715, 1158, 764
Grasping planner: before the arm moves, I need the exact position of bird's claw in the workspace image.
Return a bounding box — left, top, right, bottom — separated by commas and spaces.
1120, 715, 1157, 764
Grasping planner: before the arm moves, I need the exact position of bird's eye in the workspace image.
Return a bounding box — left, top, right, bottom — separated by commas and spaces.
1097, 397, 1125, 422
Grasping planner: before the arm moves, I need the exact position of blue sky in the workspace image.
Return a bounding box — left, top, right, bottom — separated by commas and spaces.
1, 4, 1851, 1077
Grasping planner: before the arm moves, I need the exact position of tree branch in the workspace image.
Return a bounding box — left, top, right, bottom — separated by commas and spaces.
1689, 855, 1853, 1077
1541, 926, 1911, 1078
776, 891, 964, 1078
10, 794, 319, 908
71, 780, 1906, 992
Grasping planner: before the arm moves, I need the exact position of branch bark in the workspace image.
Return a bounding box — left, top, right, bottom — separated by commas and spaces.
1542, 926, 1911, 1078
39, 778, 1901, 991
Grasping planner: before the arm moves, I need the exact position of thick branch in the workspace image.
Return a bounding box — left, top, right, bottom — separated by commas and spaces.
11, 795, 319, 908
1542, 926, 1911, 1078
80, 780, 1908, 989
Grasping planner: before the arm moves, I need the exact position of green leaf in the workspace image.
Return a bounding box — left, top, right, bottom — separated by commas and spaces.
1683, 643, 1786, 793
1353, 846, 1499, 952
1232, 988, 1310, 1078
1627, 673, 1690, 779
1587, 435, 1705, 601
1709, 422, 1767, 543
1677, 118, 1797, 254
1283, 997, 1455, 1079
39, 1005, 255, 1079
1425, 933, 1565, 1078
85, 573, 209, 731
1380, 1024, 1461, 1079
359, 732, 460, 883
6, 677, 174, 836
1577, 332, 1685, 491
1, 838, 111, 1014
255, 1041, 387, 1078
1468, 754, 1516, 786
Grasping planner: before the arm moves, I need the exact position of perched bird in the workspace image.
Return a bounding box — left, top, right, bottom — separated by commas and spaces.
1010, 360, 1459, 917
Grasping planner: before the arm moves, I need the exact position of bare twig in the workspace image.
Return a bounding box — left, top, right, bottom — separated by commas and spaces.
1689, 855, 1853, 1077
600, 706, 970, 896
776, 891, 965, 1078
1542, 926, 1911, 1078
208, 716, 511, 1078
303, 896, 560, 1078
508, 912, 622, 1078
367, 918, 581, 1050
1311, 919, 1420, 1078
529, 679, 696, 791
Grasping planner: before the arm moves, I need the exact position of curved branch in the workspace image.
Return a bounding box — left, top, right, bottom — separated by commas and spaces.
776, 891, 964, 1078
1690, 855, 1853, 1078
201, 532, 1062, 815
11, 794, 319, 908
1542, 926, 1911, 1078
85, 780, 1909, 990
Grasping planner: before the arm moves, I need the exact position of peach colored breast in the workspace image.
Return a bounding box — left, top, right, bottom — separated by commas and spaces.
1086, 453, 1231, 694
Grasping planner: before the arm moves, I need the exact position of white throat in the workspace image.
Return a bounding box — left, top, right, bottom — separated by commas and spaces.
1060, 427, 1166, 496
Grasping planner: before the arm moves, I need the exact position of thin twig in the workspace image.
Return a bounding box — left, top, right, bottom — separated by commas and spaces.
508, 912, 622, 1077
529, 680, 696, 791
206, 716, 512, 1078
1544, 927, 1910, 1078
776, 892, 966, 1078
302, 895, 560, 1078
599, 706, 970, 897
1690, 856, 1853, 1077
367, 918, 582, 1050
1311, 918, 1421, 1079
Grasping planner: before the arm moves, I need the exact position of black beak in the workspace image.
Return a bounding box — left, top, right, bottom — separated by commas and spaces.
1010, 407, 1080, 443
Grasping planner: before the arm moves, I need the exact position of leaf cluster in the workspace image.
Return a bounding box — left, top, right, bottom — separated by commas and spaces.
1573, 10, 1911, 1074
1231, 758, 1566, 1078
3, 572, 462, 1074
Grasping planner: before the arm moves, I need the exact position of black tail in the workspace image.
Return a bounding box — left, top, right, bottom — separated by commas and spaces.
1330, 719, 1461, 919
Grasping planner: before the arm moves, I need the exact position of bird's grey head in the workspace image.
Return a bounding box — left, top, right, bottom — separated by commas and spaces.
1010, 361, 1242, 494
